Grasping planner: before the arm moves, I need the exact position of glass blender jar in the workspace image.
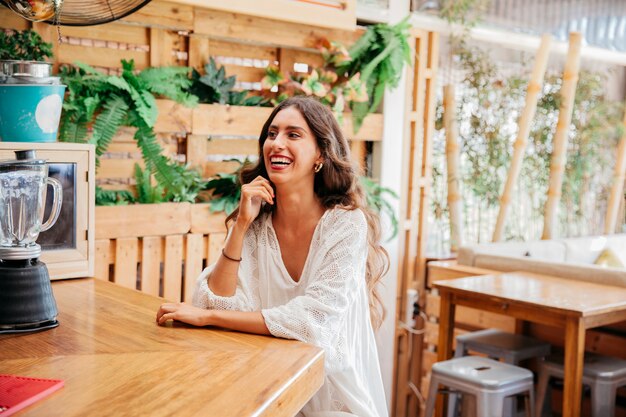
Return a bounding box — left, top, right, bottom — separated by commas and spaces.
0, 149, 63, 332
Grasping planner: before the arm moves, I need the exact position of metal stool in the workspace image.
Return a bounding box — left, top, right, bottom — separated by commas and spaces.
425, 356, 535, 417
449, 329, 550, 417
536, 352, 626, 417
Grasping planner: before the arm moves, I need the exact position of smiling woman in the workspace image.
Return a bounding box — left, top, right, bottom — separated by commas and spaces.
156, 96, 389, 417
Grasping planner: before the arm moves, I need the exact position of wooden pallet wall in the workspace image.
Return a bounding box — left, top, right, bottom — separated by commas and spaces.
0, 0, 381, 190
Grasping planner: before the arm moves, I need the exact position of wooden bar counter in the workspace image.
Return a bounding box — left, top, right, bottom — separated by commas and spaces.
0, 279, 324, 416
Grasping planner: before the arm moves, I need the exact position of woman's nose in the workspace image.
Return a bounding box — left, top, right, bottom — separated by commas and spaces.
271, 132, 286, 149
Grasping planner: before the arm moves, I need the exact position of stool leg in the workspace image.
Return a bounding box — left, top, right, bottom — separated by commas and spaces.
535, 369, 550, 417
446, 391, 459, 417
525, 388, 535, 417
478, 392, 505, 417
590, 381, 615, 417
424, 375, 441, 417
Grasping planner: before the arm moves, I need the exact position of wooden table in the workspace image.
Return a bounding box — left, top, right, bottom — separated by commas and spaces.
0, 279, 324, 417
433, 271, 626, 417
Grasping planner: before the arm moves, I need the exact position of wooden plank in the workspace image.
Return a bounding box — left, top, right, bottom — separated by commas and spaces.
222, 64, 266, 83
424, 320, 465, 349
97, 158, 145, 181
155, 99, 194, 133
190, 205, 228, 234
188, 36, 210, 73
427, 261, 495, 288
207, 233, 227, 264
186, 135, 207, 169
121, 0, 194, 30
0, 9, 30, 30
150, 27, 177, 67
204, 161, 246, 178
57, 44, 149, 70
421, 349, 438, 376
184, 234, 204, 302
193, 9, 361, 49
426, 292, 516, 332
113, 238, 139, 290
281, 49, 324, 70
529, 323, 626, 360
94, 239, 112, 280
192, 104, 383, 141
349, 141, 367, 174
205, 138, 258, 155
59, 24, 149, 45
184, 0, 356, 32
163, 235, 184, 301
95, 203, 191, 239
210, 39, 277, 61
140, 236, 163, 297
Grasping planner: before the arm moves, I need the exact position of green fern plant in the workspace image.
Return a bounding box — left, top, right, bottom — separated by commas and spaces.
59, 59, 199, 202
190, 58, 271, 106
95, 186, 135, 206
360, 176, 399, 240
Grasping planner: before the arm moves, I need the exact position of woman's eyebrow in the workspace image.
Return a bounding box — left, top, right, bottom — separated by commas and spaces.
269, 124, 306, 132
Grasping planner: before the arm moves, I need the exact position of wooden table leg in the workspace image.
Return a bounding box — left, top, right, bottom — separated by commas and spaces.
563, 317, 585, 417
434, 291, 456, 417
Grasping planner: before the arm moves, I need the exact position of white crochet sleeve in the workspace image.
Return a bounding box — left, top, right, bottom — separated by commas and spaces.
261, 209, 368, 365
192, 224, 261, 312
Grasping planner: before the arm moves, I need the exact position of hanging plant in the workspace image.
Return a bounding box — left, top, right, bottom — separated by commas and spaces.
0, 29, 53, 61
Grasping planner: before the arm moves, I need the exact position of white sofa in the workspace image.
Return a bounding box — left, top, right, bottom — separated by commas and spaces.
457, 234, 626, 288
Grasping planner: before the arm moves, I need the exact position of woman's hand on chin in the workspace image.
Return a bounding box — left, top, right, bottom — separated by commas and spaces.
238, 176, 274, 226
156, 302, 212, 327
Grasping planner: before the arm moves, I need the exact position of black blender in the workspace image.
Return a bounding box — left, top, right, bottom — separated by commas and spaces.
0, 149, 63, 333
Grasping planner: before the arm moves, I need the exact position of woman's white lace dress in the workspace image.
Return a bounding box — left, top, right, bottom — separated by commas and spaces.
193, 207, 388, 417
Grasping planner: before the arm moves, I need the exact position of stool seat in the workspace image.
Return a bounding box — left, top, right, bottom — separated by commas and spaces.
536, 352, 626, 417
455, 328, 551, 363
425, 356, 535, 417
433, 356, 534, 389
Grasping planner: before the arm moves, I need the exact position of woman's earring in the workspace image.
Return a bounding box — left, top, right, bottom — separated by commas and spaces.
314, 162, 324, 173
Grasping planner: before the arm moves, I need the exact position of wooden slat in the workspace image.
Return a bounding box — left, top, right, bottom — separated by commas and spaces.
188, 36, 210, 73
204, 160, 245, 178
57, 44, 149, 69
193, 9, 360, 49
0, 9, 30, 30
190, 205, 228, 234
210, 39, 277, 62
186, 135, 207, 169
98, 159, 145, 181
113, 238, 139, 289
94, 239, 113, 280
205, 138, 258, 155
163, 235, 184, 301
59, 24, 149, 45
192, 104, 383, 141
426, 293, 516, 332
95, 203, 191, 239
150, 27, 177, 67
207, 233, 227, 264
184, 234, 204, 302
141, 236, 163, 297
121, 0, 194, 30
222, 64, 266, 83
426, 261, 495, 288
183, 0, 356, 31
154, 99, 193, 133
424, 321, 465, 348
350, 141, 367, 174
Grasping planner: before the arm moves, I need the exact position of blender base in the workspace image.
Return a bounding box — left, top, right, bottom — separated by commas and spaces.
0, 319, 59, 334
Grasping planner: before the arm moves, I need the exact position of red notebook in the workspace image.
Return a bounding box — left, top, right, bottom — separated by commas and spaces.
0, 375, 64, 416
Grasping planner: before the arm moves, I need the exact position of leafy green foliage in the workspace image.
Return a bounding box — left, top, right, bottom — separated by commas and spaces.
59, 59, 203, 204
360, 176, 399, 240
190, 58, 271, 106
439, 0, 491, 28
0, 29, 53, 61
338, 18, 412, 131
95, 186, 135, 206
134, 164, 166, 204
203, 159, 248, 215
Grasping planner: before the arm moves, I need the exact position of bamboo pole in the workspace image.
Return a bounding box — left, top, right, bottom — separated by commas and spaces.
443, 84, 463, 252
541, 32, 582, 240
493, 34, 552, 242
604, 108, 626, 234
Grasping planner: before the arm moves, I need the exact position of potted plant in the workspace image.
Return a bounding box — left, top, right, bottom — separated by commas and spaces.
0, 29, 65, 143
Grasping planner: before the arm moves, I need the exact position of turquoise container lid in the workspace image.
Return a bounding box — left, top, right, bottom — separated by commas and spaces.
0, 84, 66, 143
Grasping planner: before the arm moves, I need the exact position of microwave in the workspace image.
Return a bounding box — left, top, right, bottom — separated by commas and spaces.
0, 142, 95, 279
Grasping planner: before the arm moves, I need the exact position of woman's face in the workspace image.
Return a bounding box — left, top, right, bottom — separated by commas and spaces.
263, 106, 321, 187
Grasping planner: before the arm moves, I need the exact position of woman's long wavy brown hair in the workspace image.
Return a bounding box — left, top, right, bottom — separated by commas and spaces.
226, 96, 389, 329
